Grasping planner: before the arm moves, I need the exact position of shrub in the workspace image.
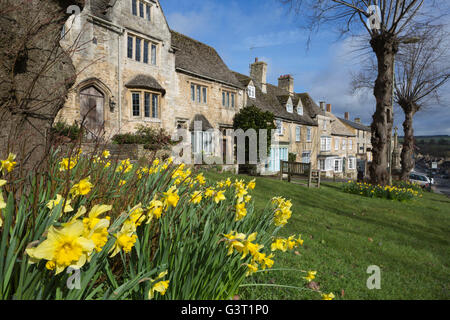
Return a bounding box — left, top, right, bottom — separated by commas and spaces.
51, 121, 83, 141
112, 125, 175, 151
343, 180, 422, 201
0, 149, 329, 300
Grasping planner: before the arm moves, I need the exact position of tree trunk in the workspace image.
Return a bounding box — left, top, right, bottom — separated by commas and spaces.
369, 35, 398, 186
0, 0, 84, 175
400, 105, 417, 181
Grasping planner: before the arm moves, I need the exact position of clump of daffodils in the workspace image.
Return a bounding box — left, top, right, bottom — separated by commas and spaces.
272, 197, 293, 227
223, 231, 274, 276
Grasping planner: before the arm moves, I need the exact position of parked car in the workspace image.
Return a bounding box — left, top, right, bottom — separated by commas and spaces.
409, 172, 431, 189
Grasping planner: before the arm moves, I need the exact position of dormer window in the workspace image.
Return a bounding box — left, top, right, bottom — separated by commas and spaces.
297, 101, 304, 115
248, 85, 256, 99
286, 102, 293, 113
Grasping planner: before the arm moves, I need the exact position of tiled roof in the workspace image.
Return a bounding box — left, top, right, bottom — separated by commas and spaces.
327, 113, 356, 137
232, 71, 318, 126
125, 75, 166, 95
170, 30, 242, 88
338, 117, 371, 132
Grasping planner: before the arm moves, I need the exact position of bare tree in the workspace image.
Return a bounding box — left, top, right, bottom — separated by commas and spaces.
281, 0, 448, 185
352, 25, 450, 181
395, 26, 450, 180
0, 0, 85, 174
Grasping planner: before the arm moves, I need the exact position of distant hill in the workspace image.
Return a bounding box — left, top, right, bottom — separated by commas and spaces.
397, 136, 450, 158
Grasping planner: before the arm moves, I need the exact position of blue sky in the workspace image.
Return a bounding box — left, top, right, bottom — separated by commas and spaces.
160, 0, 450, 136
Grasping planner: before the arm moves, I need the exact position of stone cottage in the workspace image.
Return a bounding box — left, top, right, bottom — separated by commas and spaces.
233, 59, 322, 174
58, 0, 243, 162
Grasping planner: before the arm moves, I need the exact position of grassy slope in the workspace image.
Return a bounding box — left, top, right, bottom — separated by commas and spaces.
204, 171, 450, 300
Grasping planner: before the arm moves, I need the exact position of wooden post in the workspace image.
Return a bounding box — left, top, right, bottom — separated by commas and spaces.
280, 160, 283, 181
288, 162, 291, 183
308, 166, 312, 188
317, 170, 321, 188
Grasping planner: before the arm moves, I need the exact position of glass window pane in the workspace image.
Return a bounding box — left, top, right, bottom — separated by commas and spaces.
132, 92, 140, 116
226, 92, 230, 107
132, 0, 137, 15
231, 94, 235, 108
152, 94, 158, 118
146, 4, 151, 21
144, 93, 150, 117
222, 92, 225, 106
127, 36, 133, 59
139, 1, 144, 17
135, 38, 141, 61
151, 44, 157, 65
143, 41, 149, 64
197, 86, 201, 103
191, 85, 195, 101
203, 87, 207, 104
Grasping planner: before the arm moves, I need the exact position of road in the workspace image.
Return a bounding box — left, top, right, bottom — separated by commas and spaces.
431, 177, 450, 197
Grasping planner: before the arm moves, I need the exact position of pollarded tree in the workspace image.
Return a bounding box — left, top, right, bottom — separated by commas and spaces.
280, 0, 448, 185
352, 25, 450, 181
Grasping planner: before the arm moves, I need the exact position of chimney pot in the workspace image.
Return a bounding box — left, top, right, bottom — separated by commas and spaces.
255, 57, 258, 63
326, 104, 332, 113
320, 101, 325, 111
345, 112, 349, 120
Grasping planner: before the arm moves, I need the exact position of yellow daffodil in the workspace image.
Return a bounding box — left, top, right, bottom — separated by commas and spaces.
109, 224, 138, 257
82, 204, 112, 253
46, 194, 74, 213
59, 158, 77, 172
204, 188, 215, 198
102, 150, 110, 159
196, 173, 206, 185
0, 188, 6, 228
119, 180, 126, 186
235, 201, 247, 221
303, 270, 317, 282
247, 179, 256, 190
25, 221, 96, 274
245, 263, 258, 276
271, 238, 287, 252
190, 191, 202, 204
147, 198, 164, 223
163, 186, 179, 208
148, 271, 170, 300
214, 190, 226, 204
1, 153, 17, 173
321, 292, 335, 300
116, 159, 133, 173
70, 177, 93, 197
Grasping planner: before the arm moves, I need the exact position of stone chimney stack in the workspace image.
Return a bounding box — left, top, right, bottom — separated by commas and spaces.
326, 104, 332, 113
354, 118, 361, 123
250, 58, 267, 94
320, 101, 325, 111
345, 112, 349, 120
278, 74, 294, 95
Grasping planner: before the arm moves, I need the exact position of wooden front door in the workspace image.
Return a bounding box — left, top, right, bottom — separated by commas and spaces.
80, 86, 105, 139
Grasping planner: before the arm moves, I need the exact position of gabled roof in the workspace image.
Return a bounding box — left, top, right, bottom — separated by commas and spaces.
170, 30, 242, 88
232, 71, 318, 126
338, 117, 371, 132
125, 75, 166, 95
327, 113, 356, 137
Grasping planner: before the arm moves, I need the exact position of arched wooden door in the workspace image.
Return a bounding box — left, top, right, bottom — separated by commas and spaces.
80, 86, 105, 139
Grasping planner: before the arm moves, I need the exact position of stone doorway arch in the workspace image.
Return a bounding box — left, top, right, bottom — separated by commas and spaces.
80, 86, 105, 140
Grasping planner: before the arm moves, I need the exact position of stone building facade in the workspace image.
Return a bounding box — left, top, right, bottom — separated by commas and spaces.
339, 113, 373, 178
233, 59, 321, 174
58, 0, 243, 163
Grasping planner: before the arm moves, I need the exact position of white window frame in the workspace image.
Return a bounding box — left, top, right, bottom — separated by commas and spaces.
296, 126, 301, 142
334, 158, 343, 173
348, 157, 356, 170
248, 85, 256, 99
276, 120, 283, 135
342, 139, 347, 151
306, 127, 312, 142
297, 101, 304, 115
302, 151, 311, 164
286, 103, 293, 113
320, 136, 331, 152
349, 139, 353, 151
323, 120, 327, 130
335, 137, 340, 151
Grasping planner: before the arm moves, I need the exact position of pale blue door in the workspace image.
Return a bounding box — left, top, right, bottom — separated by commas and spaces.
269, 147, 288, 172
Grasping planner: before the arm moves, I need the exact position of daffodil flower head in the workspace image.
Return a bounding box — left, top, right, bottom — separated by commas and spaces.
1, 153, 17, 173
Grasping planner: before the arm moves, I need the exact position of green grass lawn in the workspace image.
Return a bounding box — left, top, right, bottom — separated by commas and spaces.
203, 171, 450, 300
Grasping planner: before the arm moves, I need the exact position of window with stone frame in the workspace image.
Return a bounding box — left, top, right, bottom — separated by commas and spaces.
296, 126, 301, 142
222, 90, 236, 108
191, 83, 208, 104
130, 90, 160, 119
127, 34, 158, 65
306, 127, 312, 142
132, 0, 152, 21
248, 85, 256, 99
